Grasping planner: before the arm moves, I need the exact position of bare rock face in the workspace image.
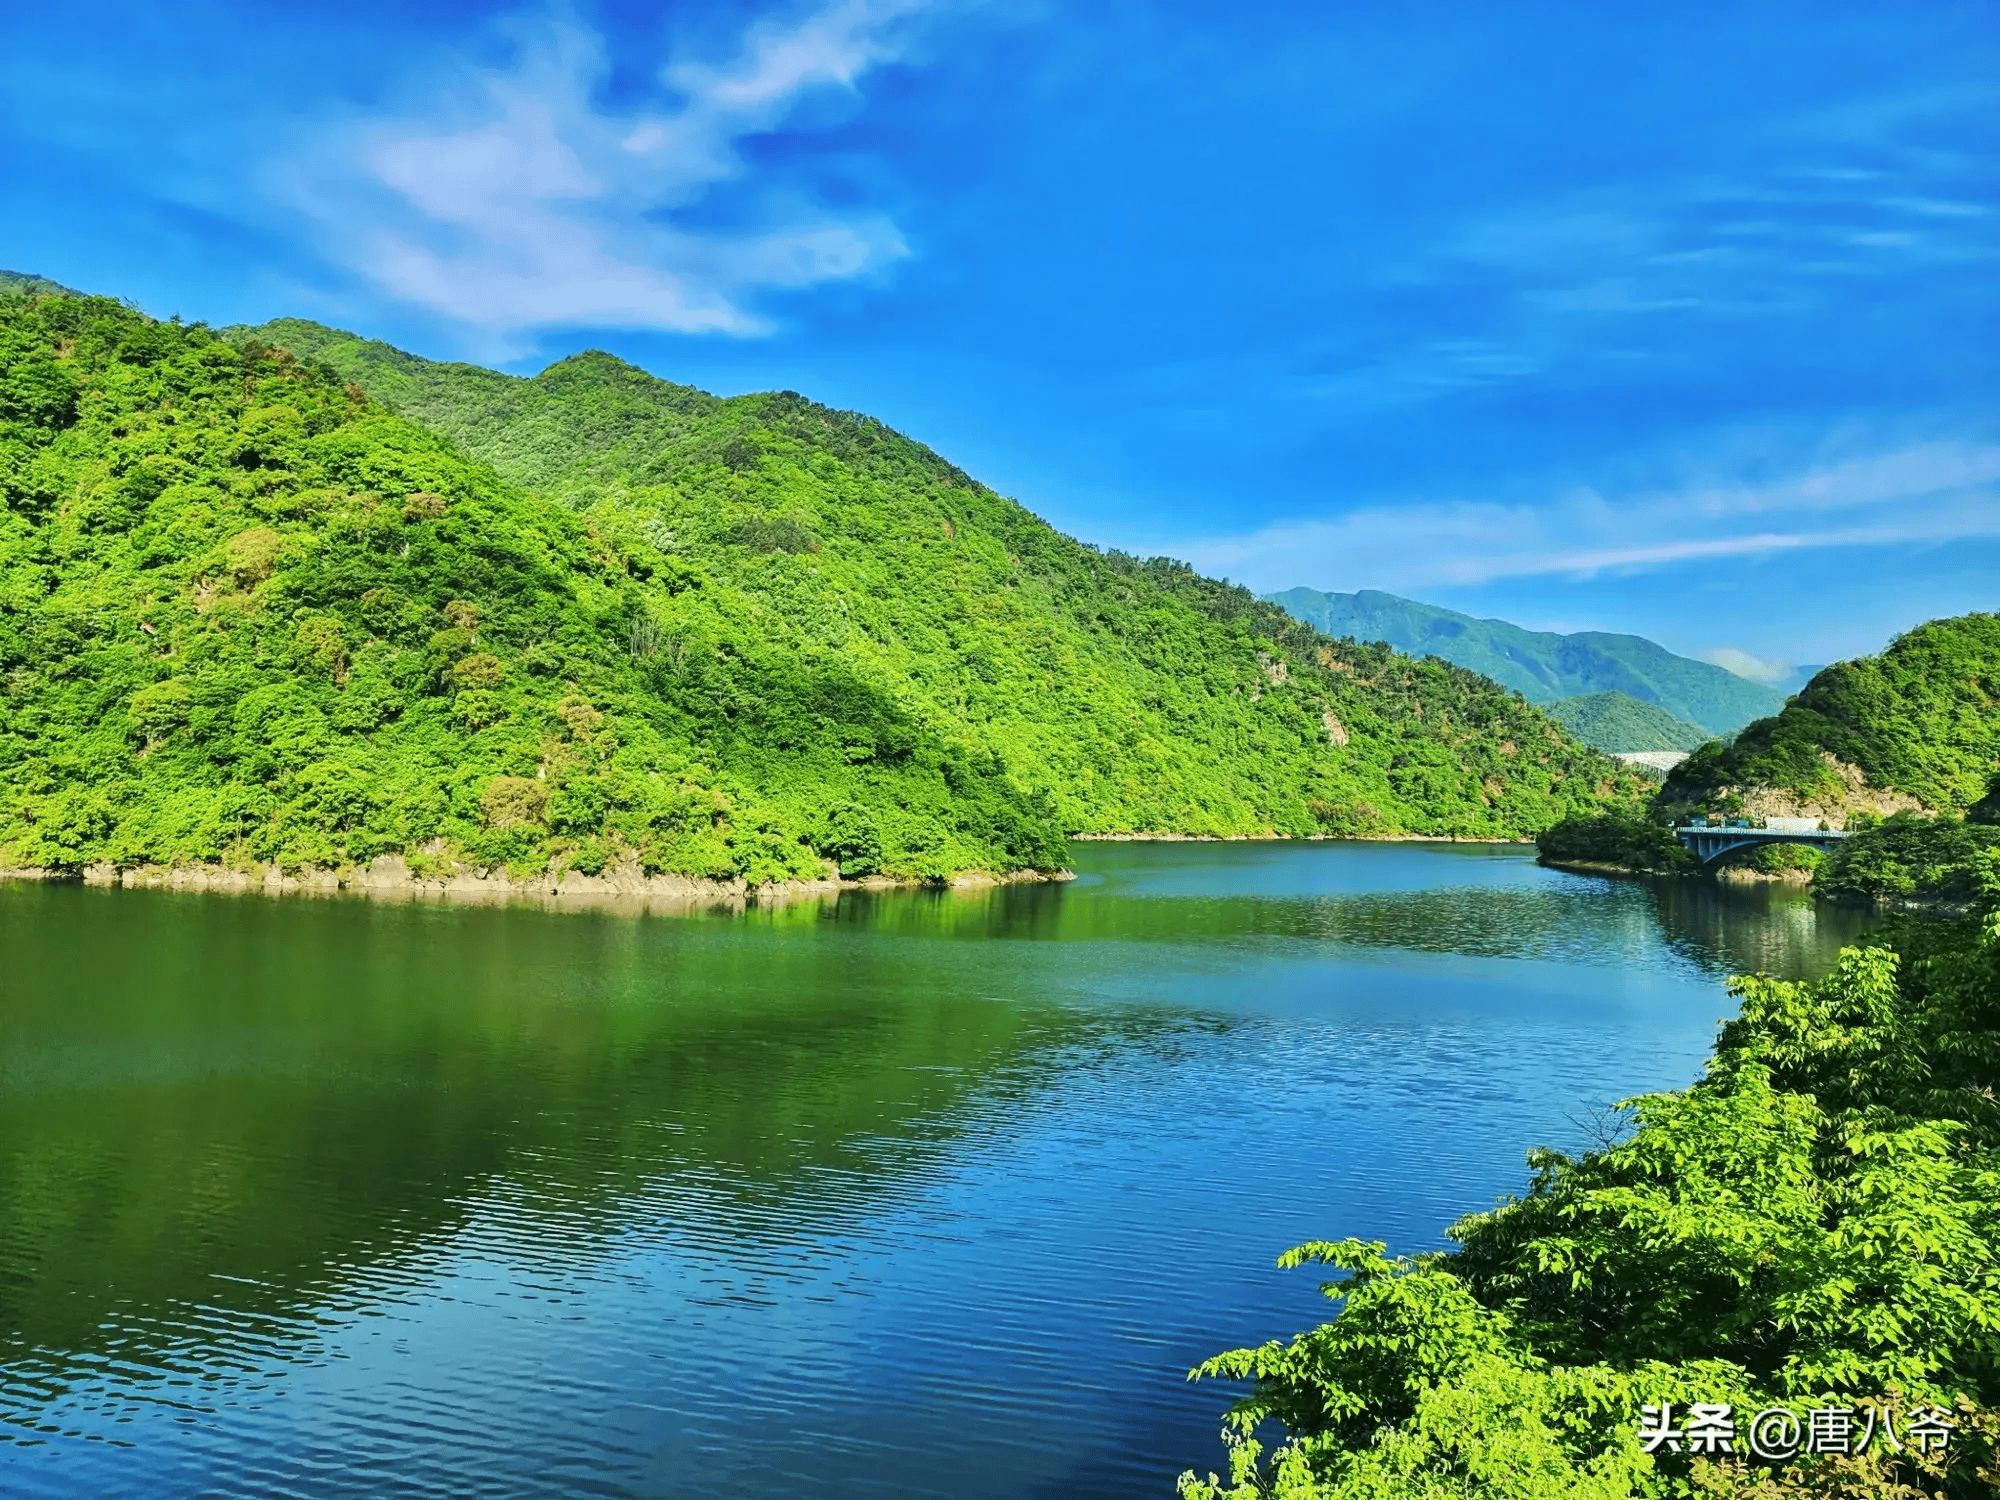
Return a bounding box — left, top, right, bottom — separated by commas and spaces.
1322, 710, 1349, 747
1662, 751, 1928, 825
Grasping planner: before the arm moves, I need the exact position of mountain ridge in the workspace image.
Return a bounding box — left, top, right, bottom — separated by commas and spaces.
0, 286, 1649, 888
1265, 586, 1789, 734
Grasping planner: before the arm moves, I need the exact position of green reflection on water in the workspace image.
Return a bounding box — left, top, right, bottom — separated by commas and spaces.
0, 849, 1871, 1412
0, 881, 1091, 1371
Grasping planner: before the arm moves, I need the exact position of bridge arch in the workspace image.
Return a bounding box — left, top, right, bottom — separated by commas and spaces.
1674, 826, 1845, 872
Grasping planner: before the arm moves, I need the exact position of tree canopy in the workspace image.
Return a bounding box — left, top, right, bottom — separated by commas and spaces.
1181, 883, 2000, 1498
0, 290, 1646, 885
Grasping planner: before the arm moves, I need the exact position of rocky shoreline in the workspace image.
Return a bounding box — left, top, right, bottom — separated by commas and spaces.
0, 855, 1073, 917
1538, 855, 1810, 884
0, 834, 1553, 918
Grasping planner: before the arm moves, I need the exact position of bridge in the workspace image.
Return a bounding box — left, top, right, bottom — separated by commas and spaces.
1675, 823, 1847, 871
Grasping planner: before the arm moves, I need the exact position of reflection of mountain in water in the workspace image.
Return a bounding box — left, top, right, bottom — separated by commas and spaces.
975, 854, 1872, 986
1640, 876, 1877, 982
0, 848, 1877, 1479
0, 882, 1116, 1382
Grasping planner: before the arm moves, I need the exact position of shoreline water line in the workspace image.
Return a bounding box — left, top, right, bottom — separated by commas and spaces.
0, 833, 1537, 917
1536, 854, 1979, 917
0, 855, 1073, 917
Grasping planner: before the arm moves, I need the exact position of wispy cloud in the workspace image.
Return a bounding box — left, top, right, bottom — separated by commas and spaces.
1695, 647, 1797, 685
1160, 441, 2000, 593
280, 1, 928, 338
1341, 86, 2000, 400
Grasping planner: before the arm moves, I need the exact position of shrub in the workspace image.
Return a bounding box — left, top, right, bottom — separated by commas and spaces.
1536, 813, 1693, 872
223, 526, 285, 586
128, 679, 191, 742
480, 775, 548, 830
1818, 817, 2000, 903
1746, 842, 1823, 874
568, 837, 611, 876
820, 802, 883, 876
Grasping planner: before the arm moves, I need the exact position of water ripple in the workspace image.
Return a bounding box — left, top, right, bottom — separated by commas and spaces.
0, 844, 1872, 1498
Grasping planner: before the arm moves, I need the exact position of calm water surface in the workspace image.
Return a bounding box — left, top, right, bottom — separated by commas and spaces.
0, 842, 1876, 1498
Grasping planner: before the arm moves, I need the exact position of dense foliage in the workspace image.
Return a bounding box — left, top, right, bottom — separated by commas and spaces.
1537, 812, 1695, 873
1180, 893, 2000, 1498
1546, 691, 1713, 753
1661, 618, 2000, 818
1743, 841, 1824, 876
1818, 815, 2000, 906
231, 317, 1643, 835
1265, 587, 1789, 735
0, 291, 1645, 882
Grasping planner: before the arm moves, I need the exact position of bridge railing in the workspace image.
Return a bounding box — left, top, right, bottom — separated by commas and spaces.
1673, 822, 1844, 836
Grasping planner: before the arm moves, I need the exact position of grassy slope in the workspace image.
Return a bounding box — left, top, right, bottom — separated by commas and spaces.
1265, 585, 1787, 733
1543, 690, 1711, 753
0, 289, 1647, 885
1660, 614, 2000, 817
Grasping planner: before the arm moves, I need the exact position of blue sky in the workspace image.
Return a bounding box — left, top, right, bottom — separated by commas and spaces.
3, 0, 1994, 675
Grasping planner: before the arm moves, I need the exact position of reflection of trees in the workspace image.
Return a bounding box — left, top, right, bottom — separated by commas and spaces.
0, 882, 1102, 1385
1638, 874, 1877, 981
1006, 869, 1870, 984
0, 852, 1876, 1420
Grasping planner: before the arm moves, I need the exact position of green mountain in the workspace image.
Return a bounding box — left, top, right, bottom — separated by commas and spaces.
1540, 614, 2000, 895
0, 270, 78, 298
0, 287, 1647, 885
1542, 691, 1711, 753
1660, 613, 2000, 820
1265, 586, 1788, 734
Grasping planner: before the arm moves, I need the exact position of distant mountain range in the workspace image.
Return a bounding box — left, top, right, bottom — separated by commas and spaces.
1264, 588, 1790, 736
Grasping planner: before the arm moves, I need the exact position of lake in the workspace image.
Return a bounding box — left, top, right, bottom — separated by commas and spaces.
0, 842, 1876, 1498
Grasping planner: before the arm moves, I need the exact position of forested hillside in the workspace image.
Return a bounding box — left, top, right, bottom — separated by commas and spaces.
1544, 691, 1711, 753
1266, 586, 1787, 734
1536, 616, 2000, 903
0, 270, 78, 299
0, 290, 1644, 885
1660, 615, 2000, 820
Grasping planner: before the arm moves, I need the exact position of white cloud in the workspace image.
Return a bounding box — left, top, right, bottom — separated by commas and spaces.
282, 1, 928, 336
1158, 441, 2000, 593
1695, 647, 1794, 685
1666, 442, 2000, 519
